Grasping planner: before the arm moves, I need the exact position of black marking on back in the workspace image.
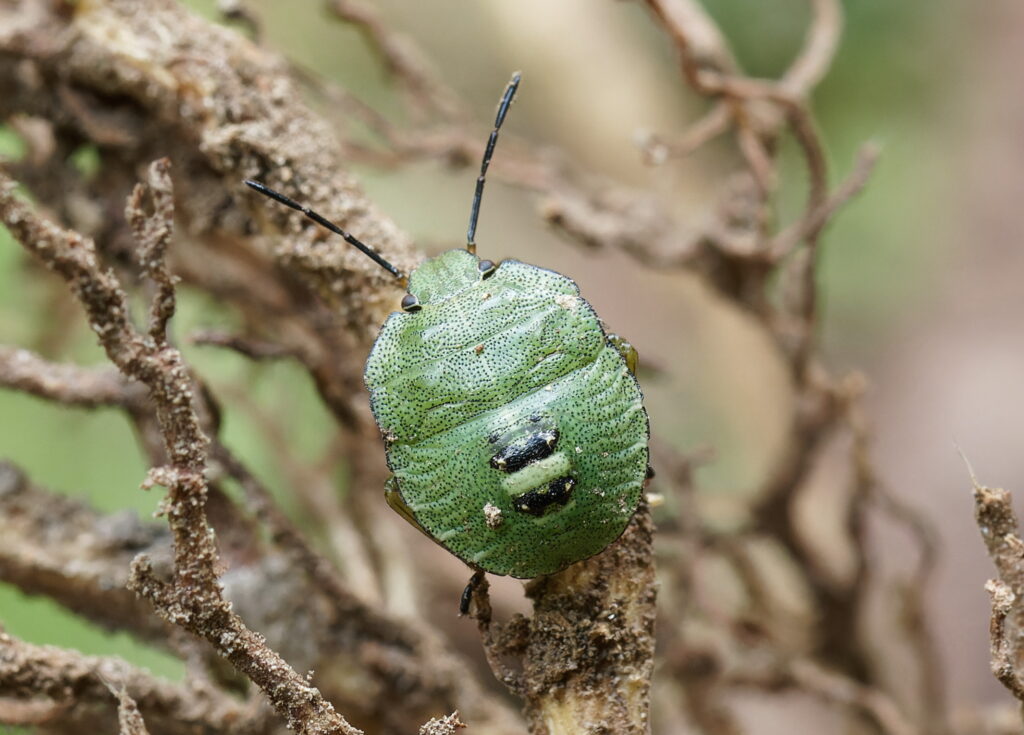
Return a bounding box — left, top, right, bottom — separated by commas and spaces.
513, 475, 576, 516
490, 429, 559, 473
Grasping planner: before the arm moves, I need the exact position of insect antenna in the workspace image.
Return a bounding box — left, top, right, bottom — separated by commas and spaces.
244, 180, 405, 280
466, 72, 521, 256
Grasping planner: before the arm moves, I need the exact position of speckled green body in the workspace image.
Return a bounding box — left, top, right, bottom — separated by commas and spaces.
364, 249, 649, 578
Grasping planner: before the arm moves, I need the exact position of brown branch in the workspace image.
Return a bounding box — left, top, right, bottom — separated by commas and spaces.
639, 0, 740, 89
0, 461, 172, 642
636, 0, 845, 286
0, 631, 257, 735
730, 658, 919, 735
847, 385, 949, 734
974, 479, 1024, 600
972, 474, 1024, 715
638, 102, 732, 163
126, 158, 177, 343
323, 0, 466, 122
190, 330, 297, 360
473, 504, 657, 735
114, 687, 153, 735
985, 579, 1024, 703
0, 164, 362, 735
630, 9, 934, 731
785, 658, 918, 735
0, 345, 147, 409
0, 451, 507, 734
418, 712, 467, 735
780, 0, 844, 97
2, 159, 525, 734
771, 143, 880, 259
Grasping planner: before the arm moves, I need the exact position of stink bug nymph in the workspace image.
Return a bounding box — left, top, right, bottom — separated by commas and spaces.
246, 73, 650, 589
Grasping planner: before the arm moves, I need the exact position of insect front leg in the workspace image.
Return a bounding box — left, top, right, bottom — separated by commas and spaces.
459, 569, 488, 617
606, 333, 639, 375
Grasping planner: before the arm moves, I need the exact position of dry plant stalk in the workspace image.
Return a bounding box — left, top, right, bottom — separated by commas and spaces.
0, 161, 363, 735
0, 0, 971, 734
470, 505, 656, 735
0, 630, 252, 734
971, 472, 1024, 718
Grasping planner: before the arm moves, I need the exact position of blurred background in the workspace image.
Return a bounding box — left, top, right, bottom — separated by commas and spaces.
0, 0, 1020, 728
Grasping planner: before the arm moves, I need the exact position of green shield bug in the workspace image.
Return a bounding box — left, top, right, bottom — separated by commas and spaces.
246, 74, 650, 599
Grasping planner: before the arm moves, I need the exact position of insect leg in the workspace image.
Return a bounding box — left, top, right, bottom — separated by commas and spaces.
606, 333, 640, 375
459, 569, 487, 616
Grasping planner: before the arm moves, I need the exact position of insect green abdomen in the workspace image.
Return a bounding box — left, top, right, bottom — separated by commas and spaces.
364, 250, 649, 578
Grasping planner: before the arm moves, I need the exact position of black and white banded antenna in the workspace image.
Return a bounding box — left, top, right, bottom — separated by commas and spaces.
466, 72, 521, 256
244, 180, 405, 281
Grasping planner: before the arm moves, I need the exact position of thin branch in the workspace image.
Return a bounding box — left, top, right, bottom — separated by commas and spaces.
973, 480, 1024, 613
324, 0, 466, 122
638, 102, 732, 164
0, 461, 172, 642
126, 158, 178, 344
780, 0, 844, 97
0, 345, 148, 409
0, 631, 257, 735
114, 687, 153, 735
785, 658, 918, 735
770, 143, 880, 259
0, 165, 363, 735
639, 0, 740, 89
190, 330, 298, 360
846, 382, 950, 733
972, 474, 1024, 716
985, 579, 1024, 703
418, 712, 467, 735
727, 657, 918, 735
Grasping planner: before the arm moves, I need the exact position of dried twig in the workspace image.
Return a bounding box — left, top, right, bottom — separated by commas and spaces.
847, 383, 949, 733
986, 579, 1024, 702
190, 330, 298, 361
0, 163, 362, 735
417, 712, 466, 735
0, 461, 171, 643
113, 687, 153, 735
972, 474, 1024, 712
473, 505, 657, 735
0, 346, 147, 409
0, 631, 257, 735
730, 658, 919, 735
324, 0, 466, 122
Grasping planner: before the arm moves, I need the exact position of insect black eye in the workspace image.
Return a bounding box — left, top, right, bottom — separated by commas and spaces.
478, 259, 497, 279
401, 293, 422, 312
